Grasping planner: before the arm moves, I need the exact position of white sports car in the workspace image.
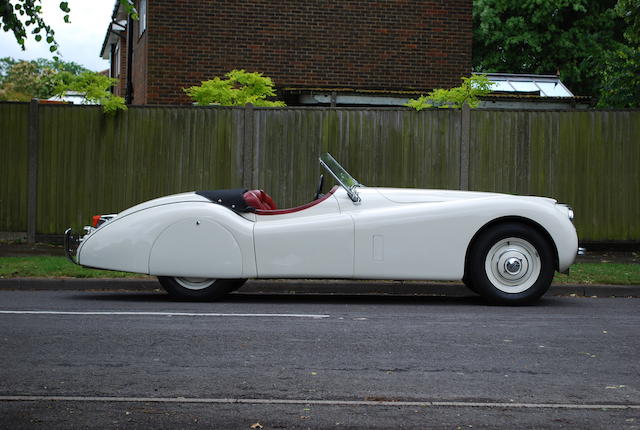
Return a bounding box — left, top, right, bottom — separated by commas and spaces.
66, 153, 579, 304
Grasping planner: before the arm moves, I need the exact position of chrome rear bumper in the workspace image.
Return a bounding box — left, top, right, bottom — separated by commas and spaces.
64, 228, 80, 265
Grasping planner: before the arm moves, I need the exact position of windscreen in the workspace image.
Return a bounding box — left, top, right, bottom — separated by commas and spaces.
319, 153, 362, 203
319, 153, 361, 188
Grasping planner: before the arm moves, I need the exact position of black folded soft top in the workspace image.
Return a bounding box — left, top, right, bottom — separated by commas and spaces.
195, 189, 252, 212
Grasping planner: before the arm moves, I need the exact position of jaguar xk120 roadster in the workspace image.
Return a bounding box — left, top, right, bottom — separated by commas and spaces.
66, 153, 579, 304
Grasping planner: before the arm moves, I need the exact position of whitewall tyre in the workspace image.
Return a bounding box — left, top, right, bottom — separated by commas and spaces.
158, 276, 246, 300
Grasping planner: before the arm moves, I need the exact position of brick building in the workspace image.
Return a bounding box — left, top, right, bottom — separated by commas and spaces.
100, 0, 472, 106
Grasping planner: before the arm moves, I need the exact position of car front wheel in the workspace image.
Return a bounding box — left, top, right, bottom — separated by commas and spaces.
158, 276, 246, 300
467, 223, 555, 305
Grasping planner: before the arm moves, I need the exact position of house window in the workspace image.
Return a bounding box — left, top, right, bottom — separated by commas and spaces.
139, 0, 147, 36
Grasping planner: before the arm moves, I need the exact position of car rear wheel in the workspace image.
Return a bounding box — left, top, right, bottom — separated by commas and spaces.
158, 276, 246, 300
467, 222, 555, 305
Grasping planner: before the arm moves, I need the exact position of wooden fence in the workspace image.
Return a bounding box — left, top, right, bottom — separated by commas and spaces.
0, 101, 638, 242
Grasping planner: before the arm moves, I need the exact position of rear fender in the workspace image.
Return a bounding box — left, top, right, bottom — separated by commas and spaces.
78, 202, 256, 277
149, 217, 243, 278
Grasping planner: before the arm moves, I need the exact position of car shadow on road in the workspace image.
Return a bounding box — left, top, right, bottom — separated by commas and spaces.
68, 291, 565, 307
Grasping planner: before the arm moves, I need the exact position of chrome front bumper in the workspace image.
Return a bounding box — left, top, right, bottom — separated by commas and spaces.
561, 247, 586, 275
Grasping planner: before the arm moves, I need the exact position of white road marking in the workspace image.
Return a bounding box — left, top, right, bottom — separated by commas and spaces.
0, 396, 638, 409
0, 310, 329, 319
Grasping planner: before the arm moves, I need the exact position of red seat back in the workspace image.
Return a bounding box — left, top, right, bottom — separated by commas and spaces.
243, 190, 277, 210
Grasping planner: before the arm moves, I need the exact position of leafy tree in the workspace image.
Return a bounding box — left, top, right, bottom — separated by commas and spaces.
597, 46, 640, 107
184, 70, 286, 107
0, 57, 88, 101
0, 0, 137, 54
54, 71, 126, 114
615, 0, 640, 44
0, 60, 53, 100
473, 0, 626, 97
0, 57, 123, 113
596, 0, 640, 107
0, 56, 17, 77
405, 75, 494, 110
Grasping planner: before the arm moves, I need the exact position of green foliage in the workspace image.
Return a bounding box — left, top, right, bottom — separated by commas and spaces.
615, 0, 640, 44
405, 75, 494, 110
54, 71, 126, 114
184, 69, 286, 107
595, 0, 640, 107
0, 56, 17, 77
0, 60, 52, 100
473, 0, 626, 98
597, 46, 640, 108
0, 56, 87, 101
0, 0, 137, 54
0, 57, 125, 113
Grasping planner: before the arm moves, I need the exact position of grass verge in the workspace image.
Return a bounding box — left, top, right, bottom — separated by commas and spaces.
553, 263, 640, 285
0, 257, 639, 285
0, 256, 147, 279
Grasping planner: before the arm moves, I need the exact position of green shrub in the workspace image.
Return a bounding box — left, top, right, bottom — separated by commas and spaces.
406, 74, 494, 110
54, 71, 126, 114
184, 69, 286, 107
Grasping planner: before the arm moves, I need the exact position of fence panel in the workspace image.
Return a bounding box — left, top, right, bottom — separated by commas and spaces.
1, 102, 638, 241
36, 105, 244, 233
470, 110, 640, 241
0, 103, 29, 232
252, 108, 461, 208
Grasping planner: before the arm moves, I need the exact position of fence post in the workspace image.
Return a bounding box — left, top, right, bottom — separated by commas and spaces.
242, 103, 255, 189
27, 99, 39, 243
459, 103, 470, 191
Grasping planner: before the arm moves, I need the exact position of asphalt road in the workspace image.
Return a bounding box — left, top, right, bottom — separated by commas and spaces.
0, 290, 639, 429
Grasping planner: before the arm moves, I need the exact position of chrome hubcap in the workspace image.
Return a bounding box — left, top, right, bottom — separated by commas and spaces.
505, 257, 523, 275
484, 237, 541, 294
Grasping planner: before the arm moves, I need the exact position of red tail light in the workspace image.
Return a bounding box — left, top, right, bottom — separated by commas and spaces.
92, 215, 102, 228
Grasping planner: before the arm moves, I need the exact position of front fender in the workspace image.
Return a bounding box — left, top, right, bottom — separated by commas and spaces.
463, 197, 578, 273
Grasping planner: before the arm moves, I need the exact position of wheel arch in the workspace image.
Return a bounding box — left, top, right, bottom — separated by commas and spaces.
463, 216, 559, 278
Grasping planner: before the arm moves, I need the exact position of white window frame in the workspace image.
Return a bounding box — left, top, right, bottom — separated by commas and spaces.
114, 41, 121, 78
139, 0, 147, 36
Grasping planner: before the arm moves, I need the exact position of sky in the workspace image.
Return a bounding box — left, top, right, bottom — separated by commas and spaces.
0, 0, 115, 71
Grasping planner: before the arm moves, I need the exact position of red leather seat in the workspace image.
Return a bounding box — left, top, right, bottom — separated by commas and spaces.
243, 190, 277, 210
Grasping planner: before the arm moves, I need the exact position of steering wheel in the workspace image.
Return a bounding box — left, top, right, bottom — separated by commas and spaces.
314, 174, 325, 200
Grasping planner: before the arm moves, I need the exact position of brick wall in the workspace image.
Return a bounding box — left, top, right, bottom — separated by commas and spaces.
141, 0, 472, 105
130, 16, 148, 104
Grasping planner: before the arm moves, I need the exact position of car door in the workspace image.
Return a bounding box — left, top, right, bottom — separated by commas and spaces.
253, 194, 354, 278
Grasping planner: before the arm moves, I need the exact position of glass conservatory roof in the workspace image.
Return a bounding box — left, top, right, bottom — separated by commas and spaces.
479, 73, 574, 97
